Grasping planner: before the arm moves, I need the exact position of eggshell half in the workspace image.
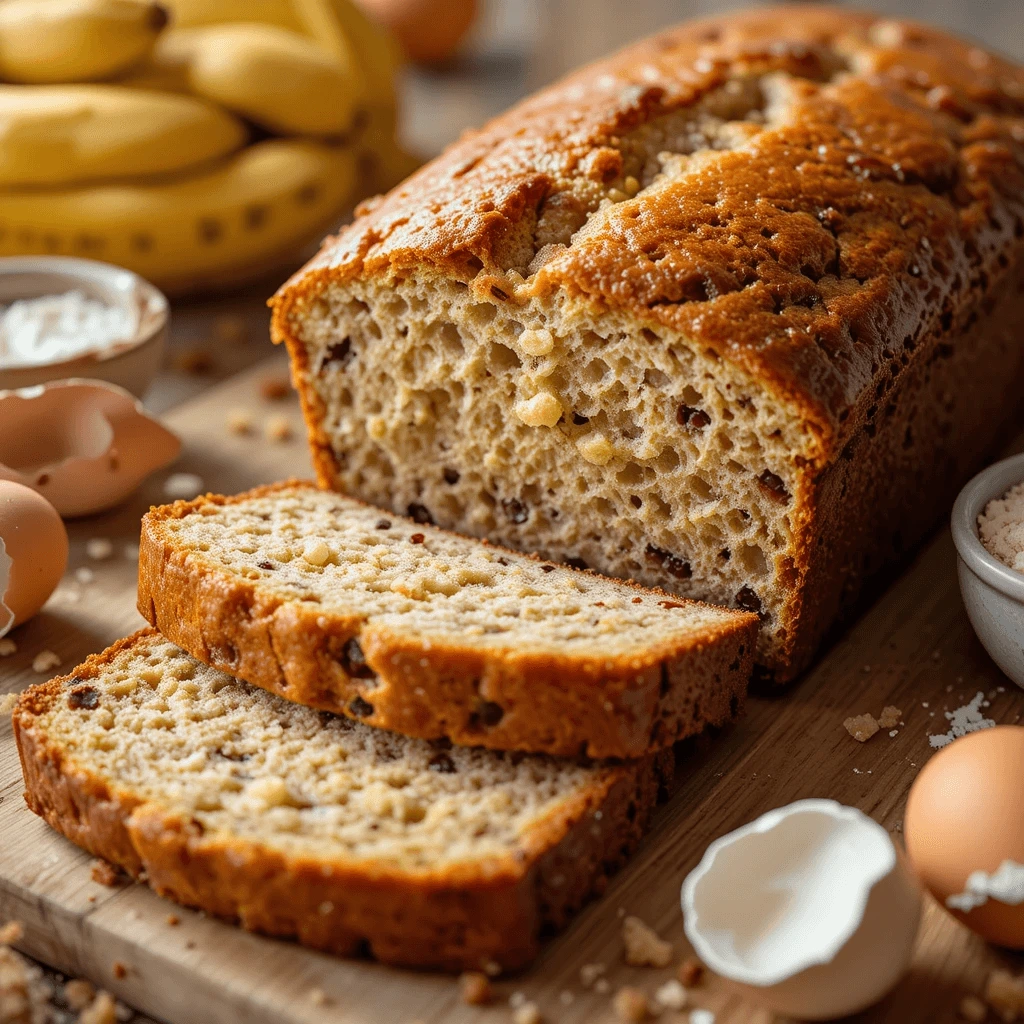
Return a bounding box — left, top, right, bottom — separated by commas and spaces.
905, 725, 1024, 947
0, 481, 68, 635
682, 799, 921, 1020
0, 378, 180, 517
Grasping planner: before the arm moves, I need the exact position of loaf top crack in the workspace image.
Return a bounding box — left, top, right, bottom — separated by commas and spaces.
137, 482, 756, 758
273, 5, 1024, 460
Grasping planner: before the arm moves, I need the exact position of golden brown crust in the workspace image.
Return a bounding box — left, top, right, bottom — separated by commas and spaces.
269, 7, 1024, 682
137, 483, 757, 758
12, 630, 675, 972
271, 6, 1024, 459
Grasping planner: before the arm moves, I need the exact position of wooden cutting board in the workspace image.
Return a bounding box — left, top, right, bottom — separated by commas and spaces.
2, 354, 1022, 1024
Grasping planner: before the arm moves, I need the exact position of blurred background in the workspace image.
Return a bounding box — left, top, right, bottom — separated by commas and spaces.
403, 0, 1024, 157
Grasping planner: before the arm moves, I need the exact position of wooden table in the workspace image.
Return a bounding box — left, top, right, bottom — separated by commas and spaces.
3, 2, 1024, 1022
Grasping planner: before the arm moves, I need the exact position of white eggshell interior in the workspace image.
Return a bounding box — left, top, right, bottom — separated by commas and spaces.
682, 799, 896, 986
0, 536, 13, 637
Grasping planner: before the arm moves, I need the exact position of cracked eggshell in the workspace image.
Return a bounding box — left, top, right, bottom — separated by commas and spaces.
0, 481, 68, 636
905, 725, 1024, 948
0, 378, 180, 517
682, 799, 922, 1020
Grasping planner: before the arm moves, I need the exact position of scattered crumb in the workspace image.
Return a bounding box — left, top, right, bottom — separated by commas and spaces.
889, 729, 899, 738
184, 940, 196, 950
482, 960, 501, 978
509, 992, 527, 1009
174, 346, 215, 374
32, 650, 61, 673
843, 713, 879, 742
264, 414, 293, 442
0, 944, 50, 1023
958, 993, 987, 1021
212, 315, 247, 345
878, 706, 902, 729
932, 650, 941, 661
559, 990, 574, 1006
678, 958, 705, 987
0, 638, 16, 656
90, 859, 123, 888
259, 373, 291, 400
655, 979, 689, 1011
595, 978, 611, 995
85, 538, 114, 560
64, 978, 95, 1011
111, 962, 127, 981
0, 694, 17, 714
930, 692, 996, 749
458, 971, 493, 1006
580, 962, 606, 987
163, 473, 205, 501
309, 988, 328, 1006
513, 1003, 542, 1024
75, 567, 96, 585
225, 409, 253, 435
165, 914, 179, 927
79, 989, 118, 1024
986, 969, 1024, 1021
613, 986, 651, 1022
689, 1011, 715, 1024
0, 921, 24, 945
123, 544, 140, 562
622, 915, 673, 967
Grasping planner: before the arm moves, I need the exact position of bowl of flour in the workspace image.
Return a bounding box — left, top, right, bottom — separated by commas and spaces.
952, 451, 1024, 689
0, 256, 167, 396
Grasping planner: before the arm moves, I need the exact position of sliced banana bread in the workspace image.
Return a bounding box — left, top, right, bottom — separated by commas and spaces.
138, 482, 756, 759
13, 630, 676, 971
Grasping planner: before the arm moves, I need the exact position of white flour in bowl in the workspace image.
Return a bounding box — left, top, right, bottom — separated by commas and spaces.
0, 290, 136, 369
979, 480, 1024, 574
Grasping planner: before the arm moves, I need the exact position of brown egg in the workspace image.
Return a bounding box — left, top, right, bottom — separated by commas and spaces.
358, 0, 477, 64
0, 481, 68, 635
905, 726, 1024, 947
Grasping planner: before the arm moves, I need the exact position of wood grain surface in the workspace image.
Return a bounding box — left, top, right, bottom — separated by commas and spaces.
2, 353, 1023, 1023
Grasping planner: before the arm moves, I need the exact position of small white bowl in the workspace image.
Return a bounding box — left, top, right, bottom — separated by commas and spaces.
952, 452, 1024, 689
0, 256, 168, 398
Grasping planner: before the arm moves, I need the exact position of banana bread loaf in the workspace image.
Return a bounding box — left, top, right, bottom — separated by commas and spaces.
271, 6, 1024, 679
138, 482, 756, 758
13, 630, 675, 971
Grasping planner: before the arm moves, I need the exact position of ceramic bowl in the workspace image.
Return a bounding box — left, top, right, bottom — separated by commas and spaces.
0, 256, 168, 398
951, 451, 1024, 689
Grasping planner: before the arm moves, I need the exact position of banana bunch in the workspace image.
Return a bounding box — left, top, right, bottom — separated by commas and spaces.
0, 0, 412, 293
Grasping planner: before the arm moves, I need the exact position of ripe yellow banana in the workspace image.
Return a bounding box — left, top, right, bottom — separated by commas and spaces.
0, 139, 357, 293
0, 0, 167, 85
156, 24, 363, 137
0, 85, 247, 187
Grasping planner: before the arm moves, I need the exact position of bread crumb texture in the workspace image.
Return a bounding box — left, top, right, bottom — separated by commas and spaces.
19, 633, 620, 872
154, 486, 741, 657
979, 481, 1024, 574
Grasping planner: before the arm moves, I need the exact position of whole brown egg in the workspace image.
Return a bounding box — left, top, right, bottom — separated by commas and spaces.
905, 725, 1024, 947
358, 0, 477, 65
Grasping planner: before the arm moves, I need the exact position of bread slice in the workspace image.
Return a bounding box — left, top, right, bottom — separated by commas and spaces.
13, 629, 677, 972
137, 482, 757, 759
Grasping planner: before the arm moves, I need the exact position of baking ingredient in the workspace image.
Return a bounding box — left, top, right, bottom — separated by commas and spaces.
0, 482, 68, 636
0, 379, 180, 517
928, 692, 995, 749
157, 24, 362, 136
0, 291, 135, 369
357, 0, 476, 64
681, 799, 921, 1020
0, 0, 166, 84
979, 481, 1024, 574
905, 725, 1024, 947
0, 85, 246, 189
0, 139, 356, 295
